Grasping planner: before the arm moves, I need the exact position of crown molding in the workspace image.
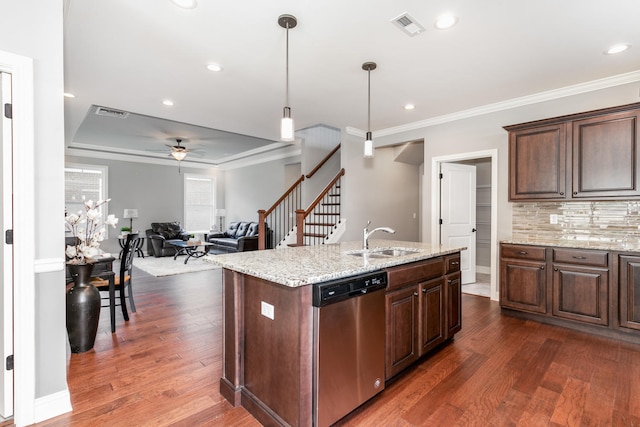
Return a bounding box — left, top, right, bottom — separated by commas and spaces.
347, 69, 640, 138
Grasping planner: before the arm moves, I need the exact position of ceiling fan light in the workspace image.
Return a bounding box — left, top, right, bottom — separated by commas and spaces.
171, 150, 187, 161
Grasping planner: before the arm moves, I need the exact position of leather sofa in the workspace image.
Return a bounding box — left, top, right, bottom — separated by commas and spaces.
145, 222, 190, 257
205, 221, 272, 253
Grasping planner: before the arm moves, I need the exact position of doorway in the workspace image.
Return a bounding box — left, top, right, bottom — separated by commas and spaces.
431, 149, 498, 301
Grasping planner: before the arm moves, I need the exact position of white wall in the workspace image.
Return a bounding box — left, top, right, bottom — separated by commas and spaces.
297, 125, 341, 206
0, 0, 67, 415
341, 134, 421, 242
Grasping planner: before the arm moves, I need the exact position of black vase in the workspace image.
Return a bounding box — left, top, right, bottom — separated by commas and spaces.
66, 263, 101, 353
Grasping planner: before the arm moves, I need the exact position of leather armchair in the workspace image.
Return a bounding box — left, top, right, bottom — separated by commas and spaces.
145, 221, 190, 257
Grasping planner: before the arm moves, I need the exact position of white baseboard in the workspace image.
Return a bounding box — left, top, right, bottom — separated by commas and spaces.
476, 265, 491, 275
34, 389, 72, 423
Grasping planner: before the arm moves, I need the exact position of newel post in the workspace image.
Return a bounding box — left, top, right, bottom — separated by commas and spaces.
295, 209, 305, 247
258, 210, 266, 250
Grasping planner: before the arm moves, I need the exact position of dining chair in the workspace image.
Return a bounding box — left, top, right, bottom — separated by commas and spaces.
92, 232, 139, 332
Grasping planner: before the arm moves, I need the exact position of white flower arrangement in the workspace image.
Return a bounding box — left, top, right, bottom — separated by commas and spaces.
65, 196, 118, 264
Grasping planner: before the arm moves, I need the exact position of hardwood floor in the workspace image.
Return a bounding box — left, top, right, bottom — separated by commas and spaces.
33, 264, 640, 426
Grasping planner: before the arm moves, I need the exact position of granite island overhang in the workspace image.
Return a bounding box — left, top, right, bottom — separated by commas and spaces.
204, 240, 466, 426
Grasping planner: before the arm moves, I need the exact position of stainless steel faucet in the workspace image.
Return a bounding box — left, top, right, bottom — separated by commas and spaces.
363, 220, 395, 249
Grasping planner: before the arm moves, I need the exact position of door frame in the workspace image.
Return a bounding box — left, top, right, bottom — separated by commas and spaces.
431, 149, 498, 301
0, 50, 36, 426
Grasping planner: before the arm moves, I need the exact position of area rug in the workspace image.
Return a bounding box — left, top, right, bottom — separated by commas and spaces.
130, 255, 221, 277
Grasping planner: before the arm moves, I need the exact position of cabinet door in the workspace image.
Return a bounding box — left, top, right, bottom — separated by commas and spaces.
509, 124, 567, 200
552, 264, 609, 326
500, 259, 547, 313
618, 255, 640, 331
419, 278, 445, 356
385, 286, 419, 379
572, 110, 640, 198
445, 272, 461, 338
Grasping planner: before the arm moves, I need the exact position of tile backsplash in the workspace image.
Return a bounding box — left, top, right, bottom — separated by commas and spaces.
512, 201, 640, 248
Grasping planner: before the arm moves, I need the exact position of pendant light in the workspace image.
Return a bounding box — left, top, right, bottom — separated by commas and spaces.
278, 14, 297, 142
362, 61, 377, 158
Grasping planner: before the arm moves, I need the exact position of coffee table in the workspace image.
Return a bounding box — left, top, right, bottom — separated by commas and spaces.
170, 241, 215, 264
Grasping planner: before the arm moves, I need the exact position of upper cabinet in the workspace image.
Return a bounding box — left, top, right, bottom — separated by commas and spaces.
505, 103, 640, 201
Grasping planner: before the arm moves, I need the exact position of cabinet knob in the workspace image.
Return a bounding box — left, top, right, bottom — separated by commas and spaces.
560, 192, 564, 195
413, 292, 418, 297
572, 256, 586, 260
451, 261, 459, 265
540, 265, 545, 270
554, 267, 558, 271
422, 288, 427, 293
573, 192, 578, 195
447, 279, 452, 284
518, 251, 528, 255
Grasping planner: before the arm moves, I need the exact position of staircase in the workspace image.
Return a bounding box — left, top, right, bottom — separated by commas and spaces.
258, 144, 343, 249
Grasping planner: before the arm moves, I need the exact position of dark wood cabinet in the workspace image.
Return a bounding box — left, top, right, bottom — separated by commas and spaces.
419, 278, 445, 355
500, 244, 547, 314
384, 255, 460, 380
551, 264, 609, 326
618, 255, 640, 331
509, 124, 567, 200
385, 285, 419, 378
505, 103, 640, 201
572, 110, 640, 198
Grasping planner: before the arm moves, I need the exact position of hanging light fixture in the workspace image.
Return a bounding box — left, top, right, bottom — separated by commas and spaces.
362, 61, 377, 158
278, 14, 297, 142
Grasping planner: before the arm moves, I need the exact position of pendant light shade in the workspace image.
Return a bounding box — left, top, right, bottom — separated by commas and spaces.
278, 14, 297, 142
362, 62, 377, 158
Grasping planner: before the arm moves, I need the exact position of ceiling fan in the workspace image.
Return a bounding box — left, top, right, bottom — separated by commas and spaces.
168, 138, 189, 161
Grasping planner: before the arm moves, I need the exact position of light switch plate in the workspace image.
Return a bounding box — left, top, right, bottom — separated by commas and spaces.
261, 301, 274, 320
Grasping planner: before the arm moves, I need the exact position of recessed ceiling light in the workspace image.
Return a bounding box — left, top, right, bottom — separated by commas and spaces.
604, 44, 631, 55
435, 13, 458, 30
404, 104, 415, 110
162, 99, 174, 106
207, 63, 223, 72
63, 92, 75, 98
170, 0, 197, 9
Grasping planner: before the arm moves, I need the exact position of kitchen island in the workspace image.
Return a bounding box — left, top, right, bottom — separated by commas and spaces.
205, 240, 464, 426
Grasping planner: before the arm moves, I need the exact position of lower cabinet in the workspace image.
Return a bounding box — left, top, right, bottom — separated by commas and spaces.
551, 263, 609, 326
499, 243, 640, 341
384, 254, 460, 380
619, 255, 640, 331
500, 245, 547, 314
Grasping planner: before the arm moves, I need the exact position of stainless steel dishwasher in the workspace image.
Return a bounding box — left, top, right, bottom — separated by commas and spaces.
312, 270, 387, 427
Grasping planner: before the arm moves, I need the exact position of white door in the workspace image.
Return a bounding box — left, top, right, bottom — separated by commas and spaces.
0, 71, 14, 418
440, 162, 476, 284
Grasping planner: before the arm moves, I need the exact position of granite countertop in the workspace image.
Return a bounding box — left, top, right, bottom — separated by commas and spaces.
502, 238, 640, 253
202, 239, 465, 287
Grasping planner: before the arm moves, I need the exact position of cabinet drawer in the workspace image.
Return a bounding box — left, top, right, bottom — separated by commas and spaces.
386, 258, 444, 292
445, 254, 461, 274
552, 248, 608, 267
501, 244, 546, 261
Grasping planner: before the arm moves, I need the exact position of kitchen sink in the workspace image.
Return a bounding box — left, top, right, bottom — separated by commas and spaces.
347, 248, 420, 258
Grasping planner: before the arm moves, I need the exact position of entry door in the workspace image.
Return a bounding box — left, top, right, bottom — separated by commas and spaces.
0, 71, 14, 418
440, 163, 476, 284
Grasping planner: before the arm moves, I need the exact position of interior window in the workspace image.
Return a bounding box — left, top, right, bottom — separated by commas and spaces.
65, 164, 110, 235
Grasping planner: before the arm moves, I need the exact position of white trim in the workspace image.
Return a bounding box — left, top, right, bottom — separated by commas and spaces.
33, 389, 72, 423
432, 149, 499, 301
34, 258, 65, 274
347, 69, 640, 138
0, 50, 38, 426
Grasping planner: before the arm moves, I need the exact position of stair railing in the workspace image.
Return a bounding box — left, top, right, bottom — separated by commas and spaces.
305, 143, 341, 179
258, 174, 304, 250
296, 168, 345, 247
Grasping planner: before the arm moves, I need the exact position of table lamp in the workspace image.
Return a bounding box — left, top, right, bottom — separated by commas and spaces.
216, 208, 226, 231
123, 209, 139, 230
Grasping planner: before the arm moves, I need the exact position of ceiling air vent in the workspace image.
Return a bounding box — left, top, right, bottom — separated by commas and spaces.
391, 12, 425, 37
94, 106, 129, 119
